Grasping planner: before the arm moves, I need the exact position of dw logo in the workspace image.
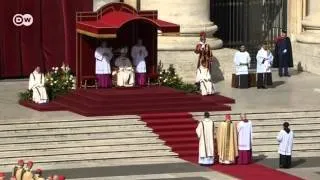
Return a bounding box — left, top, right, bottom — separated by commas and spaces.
13, 14, 33, 26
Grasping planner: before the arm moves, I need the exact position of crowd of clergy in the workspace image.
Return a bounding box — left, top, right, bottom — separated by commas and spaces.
0, 160, 66, 180
196, 112, 294, 168
95, 39, 148, 88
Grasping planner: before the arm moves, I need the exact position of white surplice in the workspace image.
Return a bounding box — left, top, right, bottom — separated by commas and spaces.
28, 71, 48, 104
265, 51, 274, 73
95, 47, 113, 74
277, 130, 294, 155
237, 121, 253, 151
131, 45, 148, 73
196, 66, 215, 96
256, 48, 268, 73
234, 51, 251, 75
115, 57, 135, 87
196, 118, 215, 164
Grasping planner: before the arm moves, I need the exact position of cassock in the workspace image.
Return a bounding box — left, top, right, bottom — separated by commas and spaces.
277, 129, 294, 168
28, 71, 48, 104
274, 37, 293, 76
196, 118, 215, 165
196, 65, 215, 96
237, 120, 253, 164
217, 120, 238, 164
264, 51, 274, 85
256, 48, 268, 88
234, 51, 251, 88
194, 42, 213, 69
115, 56, 135, 87
95, 46, 113, 88
131, 45, 148, 86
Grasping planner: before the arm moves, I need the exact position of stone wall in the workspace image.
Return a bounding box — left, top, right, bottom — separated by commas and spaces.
293, 42, 320, 75
158, 48, 236, 83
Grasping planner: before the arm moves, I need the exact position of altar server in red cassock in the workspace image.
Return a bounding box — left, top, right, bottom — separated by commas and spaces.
131, 39, 148, 86
237, 113, 253, 164
95, 41, 113, 88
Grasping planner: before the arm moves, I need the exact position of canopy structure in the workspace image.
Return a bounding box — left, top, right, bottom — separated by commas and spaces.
75, 2, 180, 88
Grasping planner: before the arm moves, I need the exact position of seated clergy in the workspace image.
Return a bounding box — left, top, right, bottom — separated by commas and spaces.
28, 66, 48, 103
196, 59, 216, 96
234, 45, 251, 88
131, 39, 148, 86
114, 47, 135, 87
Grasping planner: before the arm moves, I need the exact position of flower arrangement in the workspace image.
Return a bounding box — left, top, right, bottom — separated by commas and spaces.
45, 64, 75, 100
158, 62, 198, 93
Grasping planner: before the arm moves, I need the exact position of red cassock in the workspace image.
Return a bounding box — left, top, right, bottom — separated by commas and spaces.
194, 43, 213, 69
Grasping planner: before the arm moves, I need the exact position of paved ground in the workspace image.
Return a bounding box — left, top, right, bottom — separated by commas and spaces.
1, 69, 320, 179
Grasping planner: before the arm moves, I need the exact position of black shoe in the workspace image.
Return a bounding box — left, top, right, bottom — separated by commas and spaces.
284, 74, 291, 77
262, 86, 267, 89
279, 74, 283, 77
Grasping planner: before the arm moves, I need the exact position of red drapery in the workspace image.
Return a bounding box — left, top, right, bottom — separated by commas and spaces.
0, 0, 92, 78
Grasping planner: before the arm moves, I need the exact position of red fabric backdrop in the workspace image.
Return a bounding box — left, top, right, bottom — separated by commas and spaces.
0, 0, 92, 78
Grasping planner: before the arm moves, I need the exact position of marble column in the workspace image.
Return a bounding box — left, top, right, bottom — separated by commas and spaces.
294, 0, 320, 75
93, 0, 119, 11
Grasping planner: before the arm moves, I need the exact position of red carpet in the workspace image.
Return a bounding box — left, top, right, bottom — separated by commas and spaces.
20, 86, 234, 116
140, 112, 303, 180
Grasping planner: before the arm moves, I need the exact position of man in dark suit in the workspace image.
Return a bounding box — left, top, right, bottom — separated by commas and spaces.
273, 29, 293, 77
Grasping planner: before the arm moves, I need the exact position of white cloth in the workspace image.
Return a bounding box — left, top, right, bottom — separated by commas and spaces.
95, 47, 113, 74
256, 48, 268, 73
131, 45, 148, 73
196, 66, 215, 96
237, 121, 253, 150
196, 118, 214, 158
234, 51, 251, 75
115, 57, 135, 87
28, 71, 48, 104
277, 130, 294, 155
264, 51, 274, 73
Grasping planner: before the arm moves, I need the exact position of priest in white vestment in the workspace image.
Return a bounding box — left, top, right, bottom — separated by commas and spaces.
256, 43, 269, 89
131, 39, 148, 86
277, 122, 294, 168
234, 45, 251, 88
196, 60, 216, 96
196, 112, 215, 165
237, 113, 253, 164
95, 41, 113, 88
264, 50, 274, 86
28, 66, 48, 104
115, 47, 135, 87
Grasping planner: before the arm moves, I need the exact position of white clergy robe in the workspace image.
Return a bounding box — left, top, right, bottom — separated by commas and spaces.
196, 118, 214, 164
131, 45, 148, 73
115, 57, 135, 87
277, 130, 294, 155
234, 51, 251, 75
237, 121, 253, 151
28, 71, 48, 104
95, 47, 113, 74
265, 51, 274, 73
196, 66, 215, 96
256, 48, 268, 73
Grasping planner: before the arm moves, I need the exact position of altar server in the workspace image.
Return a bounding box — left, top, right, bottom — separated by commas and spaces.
196, 112, 215, 165
217, 114, 238, 164
256, 43, 269, 89
265, 49, 274, 85
237, 113, 253, 164
28, 66, 48, 103
115, 47, 135, 87
277, 122, 294, 168
131, 39, 148, 86
95, 41, 113, 88
196, 59, 216, 96
234, 45, 251, 88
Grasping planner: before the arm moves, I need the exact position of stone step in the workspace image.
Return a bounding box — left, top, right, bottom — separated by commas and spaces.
253, 130, 320, 138
252, 124, 320, 132
0, 119, 145, 131
253, 137, 320, 145
250, 118, 320, 126
253, 143, 320, 152
0, 125, 151, 137
0, 144, 171, 159
253, 150, 320, 158
0, 137, 163, 152
0, 156, 183, 172
0, 149, 176, 166
0, 131, 157, 144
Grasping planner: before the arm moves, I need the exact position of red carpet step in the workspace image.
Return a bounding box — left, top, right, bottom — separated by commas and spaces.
20, 87, 234, 116
140, 112, 303, 180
